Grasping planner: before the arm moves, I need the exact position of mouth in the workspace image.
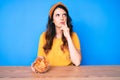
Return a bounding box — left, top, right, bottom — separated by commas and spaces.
60, 22, 65, 25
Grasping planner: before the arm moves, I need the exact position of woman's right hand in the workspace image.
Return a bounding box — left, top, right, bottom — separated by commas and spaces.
31, 56, 50, 73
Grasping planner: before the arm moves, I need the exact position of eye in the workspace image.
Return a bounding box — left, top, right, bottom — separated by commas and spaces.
63, 13, 67, 17
56, 14, 60, 17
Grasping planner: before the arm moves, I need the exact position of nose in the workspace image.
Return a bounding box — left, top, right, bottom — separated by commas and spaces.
60, 15, 64, 20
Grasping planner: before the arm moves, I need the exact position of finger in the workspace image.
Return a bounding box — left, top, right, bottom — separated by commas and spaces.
38, 56, 44, 59
60, 26, 65, 31
60, 27, 63, 30
31, 63, 36, 72
64, 22, 67, 28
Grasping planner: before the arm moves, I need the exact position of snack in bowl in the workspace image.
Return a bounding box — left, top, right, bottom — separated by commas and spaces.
31, 56, 50, 73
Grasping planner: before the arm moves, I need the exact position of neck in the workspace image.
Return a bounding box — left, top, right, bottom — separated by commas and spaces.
55, 27, 62, 39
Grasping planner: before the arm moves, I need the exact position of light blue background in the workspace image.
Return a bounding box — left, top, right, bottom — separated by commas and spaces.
0, 0, 120, 66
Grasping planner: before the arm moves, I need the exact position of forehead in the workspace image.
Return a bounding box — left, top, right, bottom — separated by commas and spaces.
53, 8, 66, 14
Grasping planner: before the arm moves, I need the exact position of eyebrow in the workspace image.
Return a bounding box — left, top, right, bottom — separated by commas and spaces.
55, 12, 66, 15
63, 13, 67, 15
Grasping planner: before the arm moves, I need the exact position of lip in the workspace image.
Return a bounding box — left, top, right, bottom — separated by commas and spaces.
60, 22, 65, 25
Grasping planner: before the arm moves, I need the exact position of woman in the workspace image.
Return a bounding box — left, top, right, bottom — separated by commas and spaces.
37, 2, 82, 66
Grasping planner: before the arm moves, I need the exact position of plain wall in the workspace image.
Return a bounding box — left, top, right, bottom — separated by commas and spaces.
0, 0, 120, 66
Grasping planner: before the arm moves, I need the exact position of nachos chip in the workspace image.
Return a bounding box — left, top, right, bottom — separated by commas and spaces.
31, 56, 50, 73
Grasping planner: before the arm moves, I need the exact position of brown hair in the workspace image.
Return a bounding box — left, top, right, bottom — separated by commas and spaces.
43, 3, 73, 54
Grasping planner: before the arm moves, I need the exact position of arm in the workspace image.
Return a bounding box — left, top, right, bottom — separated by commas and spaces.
37, 32, 46, 57
60, 23, 82, 66
67, 35, 82, 66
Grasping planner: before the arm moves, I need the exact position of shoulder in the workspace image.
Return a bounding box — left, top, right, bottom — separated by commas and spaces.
71, 32, 80, 41
71, 32, 78, 38
71, 32, 81, 50
39, 32, 46, 41
72, 32, 77, 35
41, 32, 46, 36
40, 32, 46, 38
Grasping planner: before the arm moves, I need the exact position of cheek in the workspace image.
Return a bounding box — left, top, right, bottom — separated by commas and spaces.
53, 18, 59, 24
65, 17, 67, 22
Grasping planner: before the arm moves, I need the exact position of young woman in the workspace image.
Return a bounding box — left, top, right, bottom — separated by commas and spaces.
37, 2, 82, 66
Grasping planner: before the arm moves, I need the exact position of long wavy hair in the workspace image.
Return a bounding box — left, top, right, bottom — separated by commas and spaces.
43, 5, 73, 54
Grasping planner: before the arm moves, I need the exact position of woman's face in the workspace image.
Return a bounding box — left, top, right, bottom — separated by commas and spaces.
53, 8, 67, 28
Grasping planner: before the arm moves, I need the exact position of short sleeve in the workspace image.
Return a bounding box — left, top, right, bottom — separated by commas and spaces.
71, 32, 81, 51
37, 32, 46, 57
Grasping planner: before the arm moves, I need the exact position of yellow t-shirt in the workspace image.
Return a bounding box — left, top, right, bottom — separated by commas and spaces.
37, 32, 80, 66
